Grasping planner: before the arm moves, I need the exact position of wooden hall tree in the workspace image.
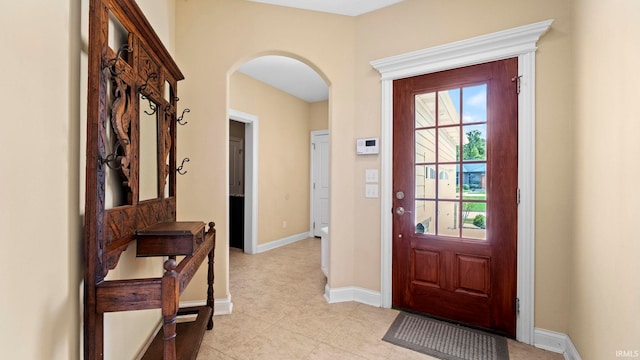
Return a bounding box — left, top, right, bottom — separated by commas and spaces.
83, 1, 216, 359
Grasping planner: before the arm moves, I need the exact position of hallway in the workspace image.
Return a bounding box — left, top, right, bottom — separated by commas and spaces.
197, 238, 562, 359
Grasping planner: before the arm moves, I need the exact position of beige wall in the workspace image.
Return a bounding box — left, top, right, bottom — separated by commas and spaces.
310, 100, 329, 131
173, 0, 575, 334
230, 72, 312, 245
174, 0, 357, 299
0, 0, 176, 359
0, 1, 78, 358
3, 0, 637, 358
572, 0, 640, 357
355, 0, 574, 328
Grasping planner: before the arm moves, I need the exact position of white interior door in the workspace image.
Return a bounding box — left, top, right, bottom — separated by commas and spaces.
311, 131, 329, 237
229, 137, 244, 196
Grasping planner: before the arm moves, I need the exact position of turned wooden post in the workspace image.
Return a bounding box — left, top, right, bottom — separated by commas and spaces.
162, 258, 179, 360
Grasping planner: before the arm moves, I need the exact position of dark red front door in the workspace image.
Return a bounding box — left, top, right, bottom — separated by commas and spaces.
392, 58, 518, 337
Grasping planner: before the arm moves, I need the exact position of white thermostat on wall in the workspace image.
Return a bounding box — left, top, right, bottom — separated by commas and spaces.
356, 137, 379, 155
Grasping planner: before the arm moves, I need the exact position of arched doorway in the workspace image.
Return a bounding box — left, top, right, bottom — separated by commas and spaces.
227, 54, 331, 293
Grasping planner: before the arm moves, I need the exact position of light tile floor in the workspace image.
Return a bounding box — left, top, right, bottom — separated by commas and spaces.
198, 238, 562, 360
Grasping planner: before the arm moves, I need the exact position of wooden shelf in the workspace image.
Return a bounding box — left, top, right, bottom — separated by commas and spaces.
137, 221, 206, 257
141, 306, 213, 360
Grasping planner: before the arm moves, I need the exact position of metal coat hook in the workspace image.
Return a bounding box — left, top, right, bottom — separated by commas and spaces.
177, 158, 190, 175
143, 99, 157, 116
177, 108, 190, 125
139, 73, 159, 115
139, 72, 158, 94
105, 44, 132, 76
174, 96, 180, 102
99, 139, 129, 169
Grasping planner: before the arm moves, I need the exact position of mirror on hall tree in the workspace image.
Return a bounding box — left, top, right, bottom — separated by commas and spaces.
139, 94, 159, 201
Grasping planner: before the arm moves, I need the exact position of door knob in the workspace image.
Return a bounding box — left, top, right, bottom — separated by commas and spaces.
395, 207, 405, 215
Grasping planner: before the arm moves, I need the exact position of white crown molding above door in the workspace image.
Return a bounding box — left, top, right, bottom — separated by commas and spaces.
371, 19, 553, 345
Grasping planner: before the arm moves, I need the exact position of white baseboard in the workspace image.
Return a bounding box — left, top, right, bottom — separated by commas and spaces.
534, 328, 582, 360
324, 284, 381, 307
179, 293, 233, 316
563, 336, 582, 360
257, 232, 311, 253
214, 294, 233, 315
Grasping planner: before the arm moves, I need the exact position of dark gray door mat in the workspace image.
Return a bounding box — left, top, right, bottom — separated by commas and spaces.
382, 312, 509, 360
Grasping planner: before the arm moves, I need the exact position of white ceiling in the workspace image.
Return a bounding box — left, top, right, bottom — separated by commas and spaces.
237, 56, 328, 103
246, 0, 405, 16
237, 0, 405, 103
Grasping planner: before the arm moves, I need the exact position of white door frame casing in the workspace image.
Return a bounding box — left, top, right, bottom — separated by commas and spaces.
370, 19, 553, 344
229, 109, 259, 254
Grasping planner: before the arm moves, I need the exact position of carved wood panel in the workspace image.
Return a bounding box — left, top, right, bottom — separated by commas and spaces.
105, 206, 136, 247
137, 42, 162, 97
102, 198, 177, 273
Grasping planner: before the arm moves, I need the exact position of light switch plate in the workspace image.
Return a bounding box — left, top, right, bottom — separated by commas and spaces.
365, 169, 379, 183
365, 184, 379, 198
